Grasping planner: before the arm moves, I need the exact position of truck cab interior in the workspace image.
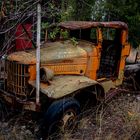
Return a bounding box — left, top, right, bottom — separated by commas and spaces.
98, 28, 122, 79
69, 27, 122, 79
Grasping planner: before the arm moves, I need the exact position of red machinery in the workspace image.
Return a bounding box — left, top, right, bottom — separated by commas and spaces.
15, 24, 32, 51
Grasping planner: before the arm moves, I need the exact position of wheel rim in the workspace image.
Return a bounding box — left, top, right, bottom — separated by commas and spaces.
61, 109, 77, 132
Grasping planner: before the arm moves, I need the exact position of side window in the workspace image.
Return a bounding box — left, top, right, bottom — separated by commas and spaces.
70, 29, 81, 39
70, 28, 97, 43
70, 29, 91, 40
102, 28, 116, 41
90, 28, 97, 43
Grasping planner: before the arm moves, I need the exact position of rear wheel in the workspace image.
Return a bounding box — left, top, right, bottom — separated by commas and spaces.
40, 97, 80, 139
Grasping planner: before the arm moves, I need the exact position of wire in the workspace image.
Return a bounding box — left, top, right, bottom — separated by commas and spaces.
0, 0, 40, 34
0, 0, 61, 56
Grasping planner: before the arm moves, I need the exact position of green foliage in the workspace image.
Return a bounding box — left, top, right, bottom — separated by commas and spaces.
41, 0, 140, 47
103, 0, 140, 47
60, 0, 96, 21
71, 37, 78, 46
47, 2, 60, 20
60, 0, 76, 21
60, 30, 69, 39
90, 28, 97, 40
2, 0, 140, 47
73, 0, 95, 21
48, 27, 60, 40
41, 22, 49, 30
84, 0, 140, 47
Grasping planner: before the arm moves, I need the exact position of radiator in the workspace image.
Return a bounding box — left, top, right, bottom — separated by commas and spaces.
6, 60, 29, 97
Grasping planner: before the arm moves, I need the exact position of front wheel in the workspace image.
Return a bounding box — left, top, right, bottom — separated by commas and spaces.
40, 97, 80, 139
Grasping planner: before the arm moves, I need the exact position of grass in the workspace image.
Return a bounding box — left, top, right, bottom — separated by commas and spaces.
61, 94, 140, 140
0, 94, 140, 140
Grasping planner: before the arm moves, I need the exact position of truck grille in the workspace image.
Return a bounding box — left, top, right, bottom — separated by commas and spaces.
6, 60, 29, 97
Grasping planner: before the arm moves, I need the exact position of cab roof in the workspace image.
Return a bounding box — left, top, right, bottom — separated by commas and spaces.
59, 21, 128, 30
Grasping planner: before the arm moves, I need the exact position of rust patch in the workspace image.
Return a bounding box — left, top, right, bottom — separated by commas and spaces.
7, 51, 36, 64
59, 21, 128, 30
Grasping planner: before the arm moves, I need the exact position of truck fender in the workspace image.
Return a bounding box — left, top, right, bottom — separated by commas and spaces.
28, 75, 105, 100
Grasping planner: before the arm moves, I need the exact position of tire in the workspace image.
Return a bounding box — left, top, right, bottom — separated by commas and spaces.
40, 97, 80, 139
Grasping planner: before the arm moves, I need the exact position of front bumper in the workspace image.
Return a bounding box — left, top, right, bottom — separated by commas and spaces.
0, 89, 40, 112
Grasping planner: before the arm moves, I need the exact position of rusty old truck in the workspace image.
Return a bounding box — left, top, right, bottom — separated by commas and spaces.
0, 21, 130, 136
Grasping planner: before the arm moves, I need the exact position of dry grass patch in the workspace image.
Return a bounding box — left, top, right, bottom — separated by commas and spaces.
0, 94, 140, 140
62, 94, 140, 140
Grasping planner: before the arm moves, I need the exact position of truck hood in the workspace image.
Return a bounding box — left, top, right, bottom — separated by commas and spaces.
7, 40, 94, 64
